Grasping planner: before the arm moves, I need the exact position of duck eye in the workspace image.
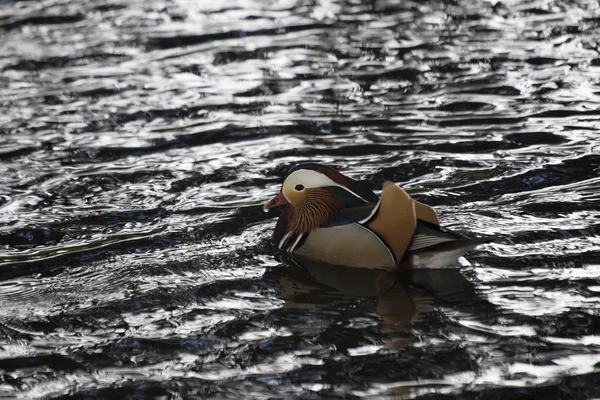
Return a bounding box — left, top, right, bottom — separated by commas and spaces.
294, 184, 305, 191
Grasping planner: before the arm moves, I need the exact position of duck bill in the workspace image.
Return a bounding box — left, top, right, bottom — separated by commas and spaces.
263, 191, 289, 212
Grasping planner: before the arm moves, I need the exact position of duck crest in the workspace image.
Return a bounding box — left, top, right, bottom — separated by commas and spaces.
286, 163, 379, 204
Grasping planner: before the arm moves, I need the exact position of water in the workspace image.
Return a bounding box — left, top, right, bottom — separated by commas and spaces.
1, 0, 600, 398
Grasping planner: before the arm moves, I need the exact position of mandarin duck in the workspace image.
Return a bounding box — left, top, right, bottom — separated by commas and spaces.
263, 163, 491, 270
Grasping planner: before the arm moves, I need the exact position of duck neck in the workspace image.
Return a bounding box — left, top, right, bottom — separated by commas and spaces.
287, 189, 343, 234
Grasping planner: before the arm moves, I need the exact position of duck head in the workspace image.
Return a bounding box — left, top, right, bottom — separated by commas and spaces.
263, 163, 379, 234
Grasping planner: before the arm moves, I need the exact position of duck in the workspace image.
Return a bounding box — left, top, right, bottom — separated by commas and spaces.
263, 163, 491, 270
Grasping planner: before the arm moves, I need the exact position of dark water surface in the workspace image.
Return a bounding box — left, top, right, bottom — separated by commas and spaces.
2, 0, 600, 398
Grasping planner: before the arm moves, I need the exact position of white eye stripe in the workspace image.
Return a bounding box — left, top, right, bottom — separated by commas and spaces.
282, 169, 371, 203
282, 169, 369, 203
284, 170, 338, 189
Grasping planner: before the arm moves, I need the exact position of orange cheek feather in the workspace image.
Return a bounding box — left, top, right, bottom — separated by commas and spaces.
284, 189, 304, 205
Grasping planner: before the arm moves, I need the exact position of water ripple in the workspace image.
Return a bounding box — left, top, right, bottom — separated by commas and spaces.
1, 0, 600, 398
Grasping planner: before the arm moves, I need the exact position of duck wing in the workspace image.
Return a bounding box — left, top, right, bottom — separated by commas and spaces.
322, 204, 378, 227
322, 183, 440, 263
364, 181, 418, 263
319, 182, 492, 265
408, 221, 470, 252
324, 185, 439, 226
414, 201, 440, 226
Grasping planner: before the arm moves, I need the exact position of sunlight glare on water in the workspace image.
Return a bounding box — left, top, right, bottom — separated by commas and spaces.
1, 0, 600, 398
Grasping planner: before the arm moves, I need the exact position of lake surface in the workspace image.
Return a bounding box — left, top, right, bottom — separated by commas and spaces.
1, 0, 600, 398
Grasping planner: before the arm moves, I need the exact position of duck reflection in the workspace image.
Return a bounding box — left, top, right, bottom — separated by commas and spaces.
265, 253, 496, 349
